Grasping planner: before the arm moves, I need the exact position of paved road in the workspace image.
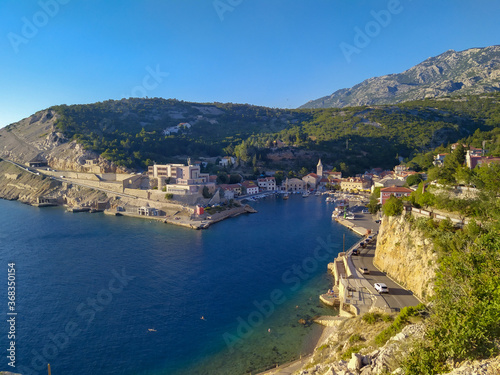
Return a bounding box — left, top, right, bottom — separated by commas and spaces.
351, 236, 421, 311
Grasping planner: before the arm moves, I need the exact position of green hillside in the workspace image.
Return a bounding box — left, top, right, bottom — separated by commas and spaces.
48, 93, 500, 173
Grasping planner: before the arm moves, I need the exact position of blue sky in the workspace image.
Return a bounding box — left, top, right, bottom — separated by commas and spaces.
0, 0, 499, 127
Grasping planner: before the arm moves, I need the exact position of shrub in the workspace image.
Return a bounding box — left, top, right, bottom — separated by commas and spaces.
341, 345, 364, 360
382, 196, 403, 216
362, 312, 382, 324
348, 333, 362, 344
374, 304, 426, 346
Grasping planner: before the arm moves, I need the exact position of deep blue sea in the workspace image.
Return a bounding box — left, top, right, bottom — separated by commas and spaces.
0, 195, 358, 375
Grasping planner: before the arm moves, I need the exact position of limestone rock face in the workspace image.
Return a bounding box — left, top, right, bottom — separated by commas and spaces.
301, 45, 500, 109
347, 353, 362, 372
0, 109, 123, 173
0, 160, 109, 206
374, 216, 437, 301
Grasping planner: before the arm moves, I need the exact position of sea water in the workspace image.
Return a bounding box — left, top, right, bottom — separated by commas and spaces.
0, 195, 359, 374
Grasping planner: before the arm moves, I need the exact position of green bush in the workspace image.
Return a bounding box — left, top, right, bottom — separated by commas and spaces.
341, 345, 364, 360
374, 304, 426, 346
362, 312, 382, 324
382, 196, 403, 216
348, 333, 362, 344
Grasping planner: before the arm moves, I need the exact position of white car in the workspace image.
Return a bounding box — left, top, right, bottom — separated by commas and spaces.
374, 283, 389, 293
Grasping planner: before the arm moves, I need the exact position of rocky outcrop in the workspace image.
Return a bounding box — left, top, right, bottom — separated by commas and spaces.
0, 109, 123, 173
296, 324, 425, 375
301, 45, 500, 108
374, 216, 437, 301
0, 160, 110, 207
295, 321, 500, 375
441, 356, 500, 375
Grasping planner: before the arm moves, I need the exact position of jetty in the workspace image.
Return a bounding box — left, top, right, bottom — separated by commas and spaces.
67, 206, 91, 213
103, 204, 257, 230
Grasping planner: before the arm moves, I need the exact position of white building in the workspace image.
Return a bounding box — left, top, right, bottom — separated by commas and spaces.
219, 156, 236, 167
257, 177, 276, 191
148, 163, 214, 195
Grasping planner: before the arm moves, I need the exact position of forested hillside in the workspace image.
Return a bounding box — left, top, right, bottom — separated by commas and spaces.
4, 93, 498, 174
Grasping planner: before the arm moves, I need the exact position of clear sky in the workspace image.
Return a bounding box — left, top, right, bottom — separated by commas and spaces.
0, 0, 499, 127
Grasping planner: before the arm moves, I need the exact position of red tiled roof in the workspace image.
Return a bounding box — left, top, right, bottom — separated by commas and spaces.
380, 186, 413, 193
306, 173, 319, 178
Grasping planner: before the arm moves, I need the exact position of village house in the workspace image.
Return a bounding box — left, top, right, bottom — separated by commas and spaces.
257, 176, 276, 191
328, 177, 342, 187
302, 173, 320, 189
318, 177, 329, 188
219, 156, 236, 167
219, 183, 242, 196
218, 185, 235, 200
379, 186, 413, 205
465, 149, 496, 169
371, 177, 406, 193
394, 164, 409, 175
433, 153, 449, 166
470, 156, 500, 169
241, 181, 259, 195
162, 122, 192, 136
283, 178, 306, 192
340, 177, 371, 191
327, 171, 342, 179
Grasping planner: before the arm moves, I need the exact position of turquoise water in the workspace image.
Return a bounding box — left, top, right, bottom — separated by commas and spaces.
0, 195, 359, 374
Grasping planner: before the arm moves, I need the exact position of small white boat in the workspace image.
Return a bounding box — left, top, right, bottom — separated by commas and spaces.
302, 192, 310, 198
326, 196, 335, 203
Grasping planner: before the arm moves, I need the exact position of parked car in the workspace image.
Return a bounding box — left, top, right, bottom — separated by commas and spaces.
359, 267, 369, 274
351, 248, 359, 255
362, 209, 369, 214
374, 283, 389, 293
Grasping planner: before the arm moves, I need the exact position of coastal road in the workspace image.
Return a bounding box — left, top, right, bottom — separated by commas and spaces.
351, 235, 421, 311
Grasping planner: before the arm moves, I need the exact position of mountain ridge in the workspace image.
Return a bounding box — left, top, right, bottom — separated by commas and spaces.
301, 45, 500, 109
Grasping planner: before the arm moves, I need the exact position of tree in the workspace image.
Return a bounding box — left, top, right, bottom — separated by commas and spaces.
406, 173, 423, 187
339, 162, 350, 176
299, 167, 309, 177
216, 173, 229, 184
382, 196, 403, 216
368, 187, 382, 214
274, 171, 285, 185
229, 174, 241, 184
202, 186, 212, 198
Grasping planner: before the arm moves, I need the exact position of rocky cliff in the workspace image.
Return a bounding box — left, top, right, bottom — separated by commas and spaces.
0, 160, 110, 207
301, 45, 500, 108
374, 215, 437, 301
0, 109, 123, 173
